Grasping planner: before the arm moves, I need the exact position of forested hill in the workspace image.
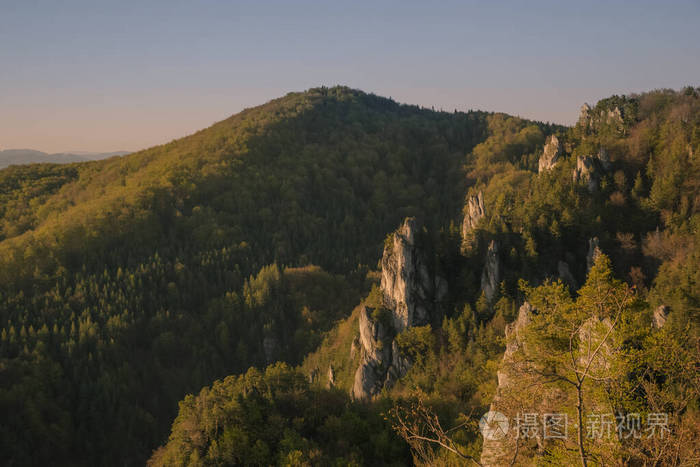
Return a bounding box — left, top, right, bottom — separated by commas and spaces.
4, 86, 697, 466
152, 87, 700, 466
0, 87, 557, 465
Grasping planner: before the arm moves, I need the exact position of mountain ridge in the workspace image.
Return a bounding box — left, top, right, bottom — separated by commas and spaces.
0, 148, 129, 169
2, 85, 698, 466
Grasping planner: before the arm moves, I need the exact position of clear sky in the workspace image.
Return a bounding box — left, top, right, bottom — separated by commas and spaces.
1, 0, 698, 153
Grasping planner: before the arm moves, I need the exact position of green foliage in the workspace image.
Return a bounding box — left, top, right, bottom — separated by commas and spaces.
1, 86, 699, 465
395, 325, 434, 365
148, 363, 409, 466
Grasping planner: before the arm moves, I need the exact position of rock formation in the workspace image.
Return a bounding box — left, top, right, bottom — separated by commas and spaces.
327, 365, 336, 388
587, 237, 602, 272
480, 302, 536, 466
353, 217, 446, 400
578, 102, 624, 132
573, 155, 601, 192
496, 301, 533, 388
538, 135, 562, 173
573, 144, 612, 192
481, 240, 501, 302
461, 191, 486, 245
381, 217, 434, 332
481, 303, 619, 465
653, 305, 669, 329
579, 103, 592, 128
352, 306, 394, 400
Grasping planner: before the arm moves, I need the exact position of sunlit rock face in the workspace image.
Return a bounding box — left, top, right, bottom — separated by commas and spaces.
578, 102, 623, 131
653, 305, 669, 329
480, 302, 535, 466
481, 303, 619, 466
353, 217, 447, 400
462, 191, 486, 237
381, 217, 434, 332
573, 155, 601, 192
538, 135, 562, 173
352, 305, 392, 400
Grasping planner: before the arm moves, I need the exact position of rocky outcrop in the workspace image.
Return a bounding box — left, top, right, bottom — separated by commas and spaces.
653, 305, 669, 329
578, 103, 623, 132
573, 145, 612, 192
587, 237, 602, 272
481, 302, 535, 466
327, 365, 336, 388
381, 217, 439, 332
481, 240, 501, 302
481, 304, 619, 465
496, 302, 533, 387
462, 191, 486, 238
573, 155, 601, 192
352, 306, 393, 400
538, 135, 562, 173
353, 217, 446, 400
579, 103, 592, 128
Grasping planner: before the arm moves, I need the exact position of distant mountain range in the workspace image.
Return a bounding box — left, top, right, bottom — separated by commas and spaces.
0, 149, 129, 168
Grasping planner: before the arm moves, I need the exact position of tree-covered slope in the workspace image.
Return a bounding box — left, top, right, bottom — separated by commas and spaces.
1, 86, 532, 466
153, 87, 699, 466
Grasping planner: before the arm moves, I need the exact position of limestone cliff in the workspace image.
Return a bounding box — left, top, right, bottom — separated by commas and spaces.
462, 191, 486, 238
653, 305, 669, 329
578, 102, 624, 132
481, 303, 620, 466
381, 217, 434, 332
352, 306, 393, 399
573, 155, 601, 192
352, 217, 446, 400
480, 302, 537, 466
538, 135, 562, 173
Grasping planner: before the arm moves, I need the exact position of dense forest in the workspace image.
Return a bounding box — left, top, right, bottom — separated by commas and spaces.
1, 86, 698, 466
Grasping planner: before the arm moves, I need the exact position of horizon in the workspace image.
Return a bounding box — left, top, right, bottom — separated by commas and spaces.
2, 0, 699, 153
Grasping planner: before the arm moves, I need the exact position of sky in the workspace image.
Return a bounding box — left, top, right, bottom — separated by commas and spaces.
1, 0, 699, 153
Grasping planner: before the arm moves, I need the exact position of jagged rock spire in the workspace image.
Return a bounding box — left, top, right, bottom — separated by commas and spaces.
538, 135, 562, 173
352, 217, 446, 400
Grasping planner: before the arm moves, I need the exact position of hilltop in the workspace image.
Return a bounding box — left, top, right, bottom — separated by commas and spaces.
1, 86, 698, 466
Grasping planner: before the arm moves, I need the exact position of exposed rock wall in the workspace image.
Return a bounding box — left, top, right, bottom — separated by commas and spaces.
538, 135, 562, 173
381, 218, 434, 332
481, 303, 620, 465
353, 217, 446, 400
462, 191, 486, 238
480, 302, 536, 466
653, 305, 669, 329
573, 155, 601, 192
578, 102, 624, 131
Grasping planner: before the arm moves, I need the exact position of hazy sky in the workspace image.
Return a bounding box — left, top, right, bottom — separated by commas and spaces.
1, 0, 699, 153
